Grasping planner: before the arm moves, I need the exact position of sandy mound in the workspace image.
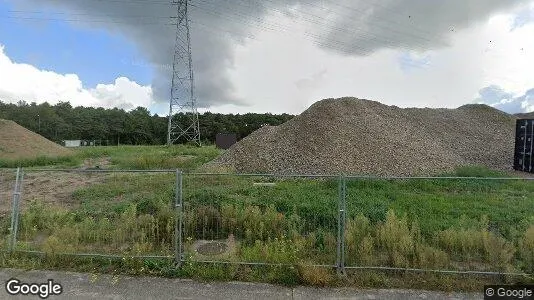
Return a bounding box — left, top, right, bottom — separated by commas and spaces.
0, 119, 72, 160
208, 97, 517, 176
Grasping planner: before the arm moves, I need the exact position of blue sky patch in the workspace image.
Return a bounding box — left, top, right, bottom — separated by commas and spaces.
0, 0, 152, 88
397, 52, 431, 73
511, 6, 534, 30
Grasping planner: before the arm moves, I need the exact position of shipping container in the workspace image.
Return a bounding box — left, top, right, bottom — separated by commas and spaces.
514, 119, 534, 173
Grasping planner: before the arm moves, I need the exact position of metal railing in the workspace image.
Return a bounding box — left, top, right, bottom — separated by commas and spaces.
1, 167, 533, 278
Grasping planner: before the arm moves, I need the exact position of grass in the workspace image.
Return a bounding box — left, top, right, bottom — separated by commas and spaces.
3, 252, 510, 291
0, 155, 80, 168
0, 145, 222, 171
1, 147, 534, 291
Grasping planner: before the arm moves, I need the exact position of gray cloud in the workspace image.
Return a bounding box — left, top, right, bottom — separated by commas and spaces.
476, 85, 534, 113
295, 69, 327, 90
315, 0, 528, 56
9, 0, 529, 109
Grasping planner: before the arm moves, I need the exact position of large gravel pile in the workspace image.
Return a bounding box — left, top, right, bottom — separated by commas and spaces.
207, 97, 517, 176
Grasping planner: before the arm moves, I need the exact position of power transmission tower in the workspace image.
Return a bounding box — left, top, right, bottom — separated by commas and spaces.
167, 0, 201, 146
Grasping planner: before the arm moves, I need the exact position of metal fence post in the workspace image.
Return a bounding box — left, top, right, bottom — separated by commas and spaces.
174, 169, 183, 267
9, 167, 23, 252
336, 174, 347, 276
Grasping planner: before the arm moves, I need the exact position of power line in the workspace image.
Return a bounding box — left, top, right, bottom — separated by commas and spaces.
189, 1, 433, 60
250, 0, 436, 44
0, 6, 433, 68
2, 2, 455, 68
191, 0, 435, 52
297, 0, 437, 39
5, 0, 437, 48
0, 15, 175, 26
3, 1, 440, 56
6, 10, 175, 19
35, 0, 176, 5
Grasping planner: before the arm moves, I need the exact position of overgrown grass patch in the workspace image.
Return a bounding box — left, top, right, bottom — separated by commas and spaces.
0, 155, 80, 168
1, 145, 221, 170
3, 158, 534, 290
78, 145, 220, 171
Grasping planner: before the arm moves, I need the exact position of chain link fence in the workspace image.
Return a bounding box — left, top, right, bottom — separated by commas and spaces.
0, 168, 17, 251
1, 168, 534, 279
344, 175, 534, 277
4, 168, 177, 259
181, 173, 339, 267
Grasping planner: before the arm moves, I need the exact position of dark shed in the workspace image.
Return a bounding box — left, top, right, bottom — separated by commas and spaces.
216, 133, 237, 150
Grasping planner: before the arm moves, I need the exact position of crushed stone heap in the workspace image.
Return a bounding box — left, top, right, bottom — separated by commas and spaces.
207, 97, 517, 176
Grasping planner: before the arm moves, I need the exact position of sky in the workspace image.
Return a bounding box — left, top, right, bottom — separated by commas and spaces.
0, 0, 534, 115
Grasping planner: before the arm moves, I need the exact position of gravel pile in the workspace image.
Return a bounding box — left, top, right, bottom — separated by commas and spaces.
0, 119, 72, 160
207, 97, 517, 176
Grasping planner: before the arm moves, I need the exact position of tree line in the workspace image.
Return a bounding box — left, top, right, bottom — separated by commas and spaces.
0, 100, 294, 145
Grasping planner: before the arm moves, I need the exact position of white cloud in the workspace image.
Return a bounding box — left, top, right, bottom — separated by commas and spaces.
2, 1, 534, 116
511, 2, 534, 29
0, 45, 153, 110
226, 4, 534, 114
474, 85, 534, 114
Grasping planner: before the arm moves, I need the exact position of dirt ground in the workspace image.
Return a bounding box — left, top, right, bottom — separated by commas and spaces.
0, 158, 112, 218
0, 171, 107, 218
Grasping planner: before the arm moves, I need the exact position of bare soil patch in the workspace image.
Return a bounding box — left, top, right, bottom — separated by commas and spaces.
0, 171, 107, 218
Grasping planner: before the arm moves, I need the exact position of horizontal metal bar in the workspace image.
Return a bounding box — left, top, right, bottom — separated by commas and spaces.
3, 249, 529, 277
24, 169, 178, 173
5, 168, 534, 181
344, 175, 534, 180
344, 265, 531, 276
185, 172, 339, 178
1, 249, 172, 260
187, 259, 336, 268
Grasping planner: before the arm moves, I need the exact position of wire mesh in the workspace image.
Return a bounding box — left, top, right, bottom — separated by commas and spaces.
5, 167, 533, 278
181, 173, 339, 266
344, 175, 534, 276
12, 169, 176, 258
0, 168, 16, 251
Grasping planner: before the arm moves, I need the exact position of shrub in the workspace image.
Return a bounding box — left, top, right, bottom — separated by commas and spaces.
376, 211, 415, 268
297, 263, 334, 286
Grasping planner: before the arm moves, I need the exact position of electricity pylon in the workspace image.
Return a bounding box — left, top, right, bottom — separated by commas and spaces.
167, 0, 201, 146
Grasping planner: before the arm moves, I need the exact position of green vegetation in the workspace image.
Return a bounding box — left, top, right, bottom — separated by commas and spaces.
0, 155, 80, 168
0, 145, 221, 170
1, 147, 534, 290
0, 100, 293, 145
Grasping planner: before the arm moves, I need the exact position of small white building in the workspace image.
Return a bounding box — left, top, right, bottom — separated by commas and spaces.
64, 140, 81, 148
